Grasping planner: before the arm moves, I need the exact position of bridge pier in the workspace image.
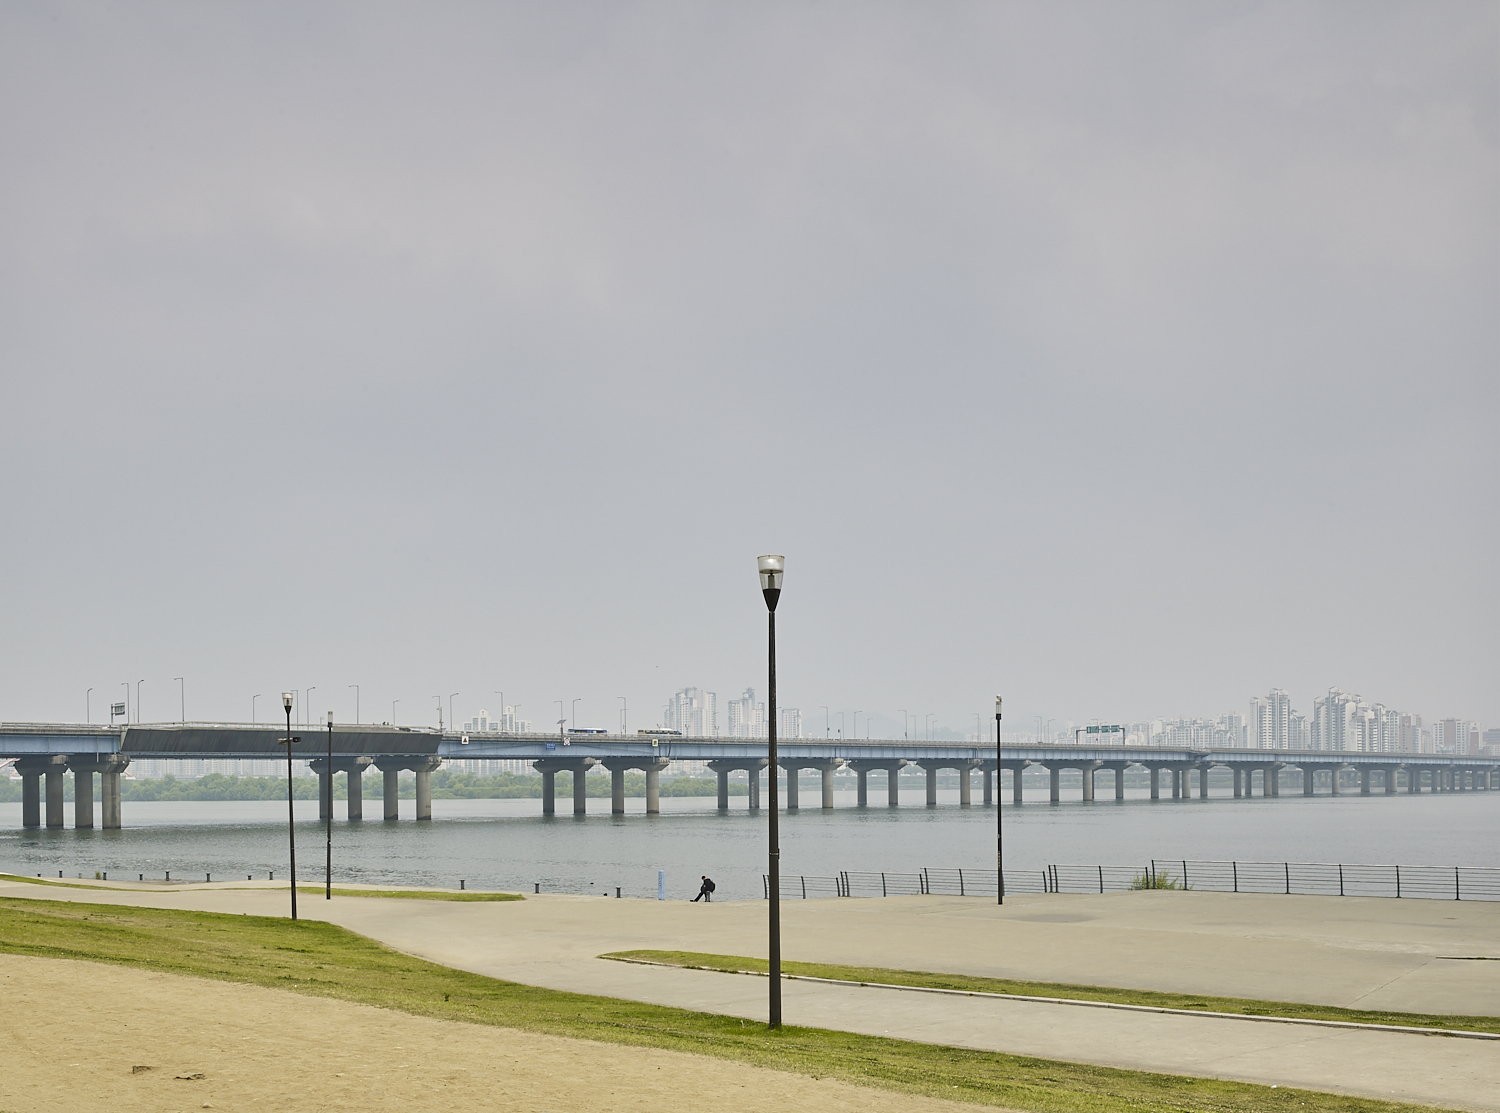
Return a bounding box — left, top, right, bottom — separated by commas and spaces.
1385, 766, 1400, 794
1149, 766, 1160, 800
601, 757, 670, 815
958, 764, 971, 806
1080, 762, 1101, 802
1330, 765, 1342, 796
534, 757, 597, 816
384, 767, 400, 818
1171, 769, 1181, 799
1049, 766, 1060, 803
846, 759, 906, 807
46, 764, 65, 827
64, 755, 129, 829
982, 767, 991, 805
72, 768, 95, 828
1232, 767, 1242, 797
857, 767, 868, 806
1360, 766, 1372, 795
1197, 765, 1210, 799
926, 766, 938, 806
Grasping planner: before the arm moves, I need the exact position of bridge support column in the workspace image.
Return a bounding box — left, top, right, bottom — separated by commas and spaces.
1303, 767, 1315, 795
1170, 769, 1180, 799
541, 768, 556, 815
614, 768, 627, 814
73, 768, 94, 829
889, 767, 900, 806
1330, 767, 1341, 797
857, 768, 868, 806
982, 768, 991, 805
46, 766, 65, 828
572, 766, 588, 816
414, 759, 443, 820
958, 765, 971, 806
1149, 766, 1160, 800
318, 766, 333, 821
1385, 767, 1399, 794
926, 766, 938, 806
646, 765, 661, 814
1360, 767, 1371, 795
1081, 765, 1095, 802
1198, 766, 1210, 799
1115, 767, 1125, 800
1270, 766, 1280, 796
1012, 766, 1023, 805
1408, 768, 1420, 793
784, 765, 799, 810
1233, 768, 1242, 797
384, 768, 400, 819
822, 765, 835, 810
749, 767, 759, 809
348, 767, 363, 820
20, 769, 41, 828
1049, 766, 1060, 803
715, 769, 728, 811
102, 765, 123, 829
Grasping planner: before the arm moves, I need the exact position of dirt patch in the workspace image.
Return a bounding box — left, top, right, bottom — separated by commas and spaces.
0, 953, 985, 1112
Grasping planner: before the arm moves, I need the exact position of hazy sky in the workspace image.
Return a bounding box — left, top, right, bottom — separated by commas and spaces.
1, 2, 1495, 738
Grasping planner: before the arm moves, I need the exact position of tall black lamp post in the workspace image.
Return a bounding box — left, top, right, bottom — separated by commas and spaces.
280, 691, 299, 920
995, 694, 1004, 905
325, 710, 334, 900
757, 554, 784, 1029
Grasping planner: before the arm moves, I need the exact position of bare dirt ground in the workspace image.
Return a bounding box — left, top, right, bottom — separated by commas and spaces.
0, 952, 982, 1113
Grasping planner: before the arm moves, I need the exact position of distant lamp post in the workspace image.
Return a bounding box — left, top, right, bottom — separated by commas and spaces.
137, 679, 145, 723
899, 709, 908, 739
995, 695, 1004, 906
618, 696, 628, 735
450, 693, 459, 732
253, 694, 261, 724
175, 677, 185, 723
325, 711, 334, 900
392, 699, 399, 725
572, 698, 581, 731
349, 685, 359, 725
757, 554, 784, 1030
279, 692, 300, 921
86, 688, 93, 724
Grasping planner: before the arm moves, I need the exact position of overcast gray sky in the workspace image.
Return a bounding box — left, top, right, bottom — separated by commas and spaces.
1, 1, 1495, 737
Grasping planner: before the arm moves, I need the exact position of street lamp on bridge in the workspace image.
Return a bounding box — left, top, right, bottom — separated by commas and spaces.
757, 554, 784, 1030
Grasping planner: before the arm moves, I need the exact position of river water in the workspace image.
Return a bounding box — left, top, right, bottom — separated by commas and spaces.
2, 788, 1495, 902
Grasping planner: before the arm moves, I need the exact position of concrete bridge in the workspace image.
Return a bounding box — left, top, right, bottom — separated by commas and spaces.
3, 722, 1497, 828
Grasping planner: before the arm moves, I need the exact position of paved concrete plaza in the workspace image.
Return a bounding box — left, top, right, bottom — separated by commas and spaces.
3, 877, 1497, 1110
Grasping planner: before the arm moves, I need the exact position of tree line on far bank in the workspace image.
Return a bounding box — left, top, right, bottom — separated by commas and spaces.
0, 768, 750, 803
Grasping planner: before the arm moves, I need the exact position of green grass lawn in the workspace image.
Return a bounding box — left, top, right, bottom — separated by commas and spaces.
602, 949, 1500, 1037
0, 897, 1448, 1113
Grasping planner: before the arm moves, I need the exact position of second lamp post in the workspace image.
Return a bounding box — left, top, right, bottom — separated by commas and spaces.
757, 554, 784, 1029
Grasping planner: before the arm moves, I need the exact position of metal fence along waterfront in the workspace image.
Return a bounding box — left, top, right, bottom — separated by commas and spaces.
764, 861, 1500, 901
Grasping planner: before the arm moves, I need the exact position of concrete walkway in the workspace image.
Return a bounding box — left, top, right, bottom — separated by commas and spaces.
3, 878, 1497, 1111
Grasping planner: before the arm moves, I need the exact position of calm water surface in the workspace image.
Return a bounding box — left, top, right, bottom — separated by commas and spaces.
2, 788, 1495, 902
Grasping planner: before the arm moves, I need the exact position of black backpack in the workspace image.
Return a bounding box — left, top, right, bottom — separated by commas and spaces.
703, 878, 716, 892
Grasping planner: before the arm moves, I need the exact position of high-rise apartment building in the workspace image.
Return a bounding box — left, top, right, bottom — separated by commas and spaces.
1433, 718, 1471, 754
1312, 688, 1362, 751
726, 688, 766, 738
463, 706, 531, 734
780, 707, 802, 739
663, 688, 717, 737
1250, 689, 1292, 748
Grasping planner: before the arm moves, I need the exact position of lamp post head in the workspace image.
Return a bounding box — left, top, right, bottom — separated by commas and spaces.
995, 695, 1003, 718
282, 692, 293, 711
757, 554, 784, 612
327, 711, 334, 726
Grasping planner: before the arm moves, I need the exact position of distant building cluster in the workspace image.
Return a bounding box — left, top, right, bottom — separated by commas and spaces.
1243, 688, 1490, 754
663, 687, 801, 738
462, 706, 531, 734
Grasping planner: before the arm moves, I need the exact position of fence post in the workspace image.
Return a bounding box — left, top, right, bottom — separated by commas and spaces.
801, 875, 807, 899
1396, 864, 1401, 898
1098, 865, 1103, 893
881, 872, 887, 897
921, 868, 928, 895
1284, 862, 1290, 895
1338, 863, 1344, 897
1232, 861, 1238, 893
959, 868, 966, 896
763, 874, 768, 899
1182, 860, 1188, 889
1456, 866, 1460, 901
